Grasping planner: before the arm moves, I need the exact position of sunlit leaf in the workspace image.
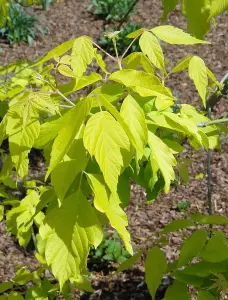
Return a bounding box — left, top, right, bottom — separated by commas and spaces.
151, 25, 210, 44
39, 189, 103, 289
188, 56, 208, 107
71, 36, 94, 77
84, 111, 131, 193
139, 31, 165, 72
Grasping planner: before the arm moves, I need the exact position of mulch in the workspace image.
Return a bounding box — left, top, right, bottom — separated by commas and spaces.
0, 0, 228, 299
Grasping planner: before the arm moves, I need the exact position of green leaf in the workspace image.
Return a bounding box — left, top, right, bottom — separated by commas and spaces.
86, 173, 133, 254
162, 219, 195, 234
171, 56, 192, 73
58, 64, 76, 78
180, 260, 228, 277
84, 111, 131, 193
198, 291, 216, 300
0, 117, 7, 146
6, 101, 40, 178
0, 282, 13, 293
151, 25, 210, 44
94, 49, 109, 74
210, 0, 228, 18
51, 139, 88, 204
178, 230, 208, 266
103, 253, 114, 261
59, 73, 102, 97
173, 271, 204, 287
201, 234, 228, 262
8, 291, 24, 300
30, 92, 57, 115
39, 189, 103, 289
148, 131, 177, 193
191, 213, 228, 225
116, 249, 144, 273
6, 190, 43, 247
161, 0, 178, 21
99, 96, 143, 155
139, 31, 165, 72
188, 56, 208, 107
46, 97, 92, 179
145, 247, 167, 299
109, 69, 160, 87
120, 95, 148, 158
181, 0, 211, 39
90, 83, 124, 107
32, 39, 75, 67
117, 172, 130, 208
13, 268, 33, 285
127, 28, 145, 38
0, 205, 4, 222
109, 69, 174, 100
122, 52, 154, 73
71, 36, 94, 77
164, 280, 190, 300
70, 276, 93, 292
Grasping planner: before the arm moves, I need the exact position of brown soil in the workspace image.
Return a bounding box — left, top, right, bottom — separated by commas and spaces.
0, 0, 228, 299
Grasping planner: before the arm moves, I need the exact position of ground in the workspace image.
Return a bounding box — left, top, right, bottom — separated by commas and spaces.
0, 0, 228, 299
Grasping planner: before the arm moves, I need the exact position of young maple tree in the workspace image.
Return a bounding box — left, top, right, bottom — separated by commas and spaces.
0, 10, 228, 299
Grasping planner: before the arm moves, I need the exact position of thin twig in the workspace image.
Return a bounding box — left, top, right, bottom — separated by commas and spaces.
35, 73, 75, 107
197, 117, 228, 127
121, 34, 141, 60
92, 41, 117, 62
113, 38, 122, 70
56, 89, 75, 107
207, 107, 213, 237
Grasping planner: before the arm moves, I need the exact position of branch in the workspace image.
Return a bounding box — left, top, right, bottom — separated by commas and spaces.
92, 41, 117, 62
206, 73, 228, 110
197, 117, 228, 127
34, 73, 75, 107
121, 34, 141, 60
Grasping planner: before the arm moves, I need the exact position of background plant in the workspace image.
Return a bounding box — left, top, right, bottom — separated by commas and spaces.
99, 22, 141, 55
0, 2, 48, 45
0, 21, 228, 300
89, 231, 130, 264
88, 0, 136, 22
